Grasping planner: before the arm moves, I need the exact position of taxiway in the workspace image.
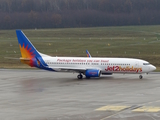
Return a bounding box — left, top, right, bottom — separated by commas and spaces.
0, 69, 160, 120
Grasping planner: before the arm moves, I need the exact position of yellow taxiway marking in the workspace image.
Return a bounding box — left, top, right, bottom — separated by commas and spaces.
133, 106, 160, 112
95, 105, 130, 111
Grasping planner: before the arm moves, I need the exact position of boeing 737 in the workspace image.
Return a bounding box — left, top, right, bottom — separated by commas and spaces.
16, 30, 156, 79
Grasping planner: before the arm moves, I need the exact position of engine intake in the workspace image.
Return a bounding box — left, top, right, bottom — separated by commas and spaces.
85, 69, 101, 78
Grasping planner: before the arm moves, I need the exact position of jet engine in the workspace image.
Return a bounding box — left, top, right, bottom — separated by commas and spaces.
85, 69, 101, 78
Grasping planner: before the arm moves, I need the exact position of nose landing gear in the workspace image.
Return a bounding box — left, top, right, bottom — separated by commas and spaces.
139, 75, 143, 79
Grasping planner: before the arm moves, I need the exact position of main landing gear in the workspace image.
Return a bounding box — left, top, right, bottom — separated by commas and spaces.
77, 73, 83, 79
139, 75, 143, 79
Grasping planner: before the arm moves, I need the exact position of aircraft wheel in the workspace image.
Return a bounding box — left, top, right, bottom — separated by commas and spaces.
139, 75, 143, 79
77, 74, 83, 79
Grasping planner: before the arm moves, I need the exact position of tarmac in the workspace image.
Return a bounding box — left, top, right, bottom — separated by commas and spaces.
0, 69, 160, 120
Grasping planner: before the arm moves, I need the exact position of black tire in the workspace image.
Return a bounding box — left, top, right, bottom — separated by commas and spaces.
77, 74, 83, 79
139, 75, 143, 79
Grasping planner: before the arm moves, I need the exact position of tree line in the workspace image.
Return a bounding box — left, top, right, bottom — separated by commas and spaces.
0, 0, 160, 29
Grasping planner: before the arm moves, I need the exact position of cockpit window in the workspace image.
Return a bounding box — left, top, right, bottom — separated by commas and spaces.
143, 63, 150, 65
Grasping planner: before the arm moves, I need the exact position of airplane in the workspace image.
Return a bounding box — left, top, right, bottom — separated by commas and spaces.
16, 30, 156, 79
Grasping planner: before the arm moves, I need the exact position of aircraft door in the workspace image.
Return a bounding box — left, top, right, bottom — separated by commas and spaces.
135, 61, 139, 68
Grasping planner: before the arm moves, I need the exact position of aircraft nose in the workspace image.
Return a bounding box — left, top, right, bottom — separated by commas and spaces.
150, 65, 156, 71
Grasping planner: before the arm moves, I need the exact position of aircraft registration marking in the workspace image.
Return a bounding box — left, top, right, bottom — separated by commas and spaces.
132, 106, 160, 112
95, 105, 130, 111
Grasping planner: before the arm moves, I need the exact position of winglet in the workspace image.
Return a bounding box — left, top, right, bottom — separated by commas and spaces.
86, 50, 92, 58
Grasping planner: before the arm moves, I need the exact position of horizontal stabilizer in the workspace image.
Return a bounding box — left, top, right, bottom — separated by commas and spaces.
20, 57, 30, 61
4, 57, 30, 61
4, 57, 20, 60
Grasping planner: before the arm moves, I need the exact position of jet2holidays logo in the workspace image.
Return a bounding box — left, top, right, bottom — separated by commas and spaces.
105, 66, 142, 73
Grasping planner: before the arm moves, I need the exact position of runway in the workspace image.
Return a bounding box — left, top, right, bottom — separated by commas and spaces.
0, 69, 160, 120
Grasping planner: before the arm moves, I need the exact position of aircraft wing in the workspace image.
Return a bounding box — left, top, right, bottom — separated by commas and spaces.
50, 67, 101, 73
50, 67, 86, 72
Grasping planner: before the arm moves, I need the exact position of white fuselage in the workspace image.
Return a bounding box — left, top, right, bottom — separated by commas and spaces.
16, 30, 157, 79
42, 56, 156, 74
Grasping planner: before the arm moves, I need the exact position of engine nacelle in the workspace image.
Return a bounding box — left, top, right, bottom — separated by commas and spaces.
85, 69, 101, 78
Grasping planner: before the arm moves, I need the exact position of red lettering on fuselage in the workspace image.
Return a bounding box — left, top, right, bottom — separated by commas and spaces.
105, 66, 142, 73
